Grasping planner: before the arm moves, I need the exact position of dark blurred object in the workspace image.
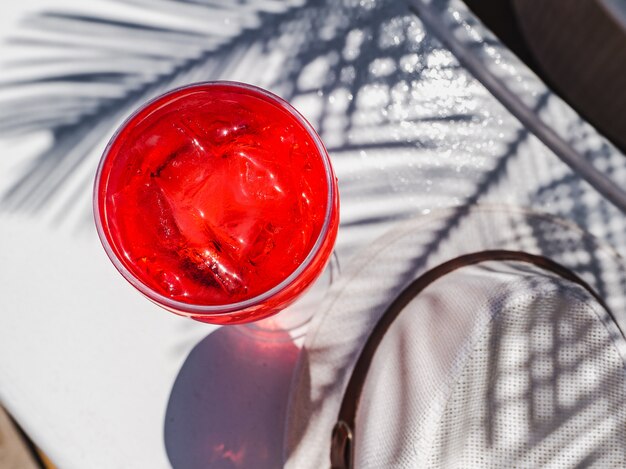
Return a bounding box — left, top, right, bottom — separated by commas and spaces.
464, 0, 626, 153
460, 0, 537, 68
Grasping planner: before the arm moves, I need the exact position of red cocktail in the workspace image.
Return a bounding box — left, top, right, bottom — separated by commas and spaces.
94, 82, 339, 324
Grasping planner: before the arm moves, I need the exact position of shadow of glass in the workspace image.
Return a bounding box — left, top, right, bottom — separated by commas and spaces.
164, 326, 299, 469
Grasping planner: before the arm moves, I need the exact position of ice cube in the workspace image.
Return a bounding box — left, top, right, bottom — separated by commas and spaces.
155, 269, 184, 296
181, 111, 253, 147
152, 121, 216, 200
228, 147, 286, 202
179, 245, 245, 295
220, 212, 264, 257
247, 222, 277, 266
136, 180, 182, 248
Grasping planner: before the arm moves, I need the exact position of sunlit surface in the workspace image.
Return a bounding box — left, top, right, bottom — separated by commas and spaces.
0, 0, 626, 468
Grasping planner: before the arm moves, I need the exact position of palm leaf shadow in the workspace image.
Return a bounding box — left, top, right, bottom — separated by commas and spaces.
0, 0, 471, 227
0, 0, 306, 219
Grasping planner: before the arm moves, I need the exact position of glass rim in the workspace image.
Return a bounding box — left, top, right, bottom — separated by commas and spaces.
93, 80, 338, 316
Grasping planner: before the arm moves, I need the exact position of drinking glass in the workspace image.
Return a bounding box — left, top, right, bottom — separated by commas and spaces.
94, 81, 339, 330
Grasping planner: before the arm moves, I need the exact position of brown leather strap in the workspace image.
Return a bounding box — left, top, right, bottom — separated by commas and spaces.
330, 250, 614, 469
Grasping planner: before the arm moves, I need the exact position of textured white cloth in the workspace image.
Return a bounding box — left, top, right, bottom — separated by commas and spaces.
285, 207, 626, 468
357, 262, 626, 468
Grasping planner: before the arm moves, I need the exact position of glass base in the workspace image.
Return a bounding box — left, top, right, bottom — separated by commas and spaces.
236, 253, 340, 342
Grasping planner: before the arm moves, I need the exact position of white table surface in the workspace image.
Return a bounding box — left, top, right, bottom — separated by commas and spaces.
1, 0, 625, 467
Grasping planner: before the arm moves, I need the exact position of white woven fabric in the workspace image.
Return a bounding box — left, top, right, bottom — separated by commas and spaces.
356, 262, 626, 468
285, 207, 626, 469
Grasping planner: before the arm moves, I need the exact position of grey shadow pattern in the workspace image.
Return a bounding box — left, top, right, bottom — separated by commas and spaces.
426, 274, 626, 467
0, 0, 486, 234
285, 205, 626, 466
0, 0, 624, 257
